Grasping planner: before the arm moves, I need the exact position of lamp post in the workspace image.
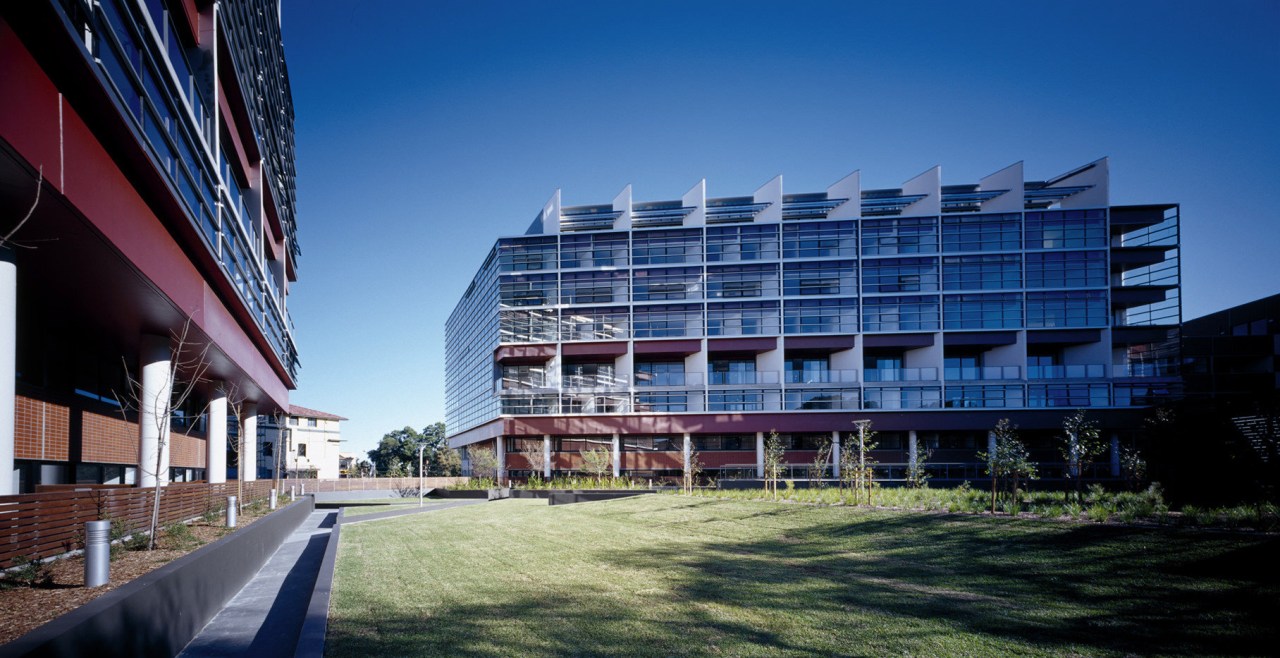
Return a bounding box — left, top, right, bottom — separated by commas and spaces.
418, 443, 426, 507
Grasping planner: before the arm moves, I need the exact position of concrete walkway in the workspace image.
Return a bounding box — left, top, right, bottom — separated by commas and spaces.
178, 509, 335, 658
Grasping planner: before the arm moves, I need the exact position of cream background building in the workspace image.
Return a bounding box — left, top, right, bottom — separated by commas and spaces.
258, 405, 347, 479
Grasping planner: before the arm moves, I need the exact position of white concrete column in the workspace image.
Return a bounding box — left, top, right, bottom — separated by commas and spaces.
543, 434, 552, 479
987, 430, 997, 469
830, 430, 841, 479
682, 433, 691, 473
139, 335, 173, 488
1110, 432, 1121, 477
756, 432, 765, 477
207, 384, 227, 483
611, 433, 621, 478
240, 403, 258, 482
908, 430, 919, 473
0, 249, 15, 495
496, 436, 506, 483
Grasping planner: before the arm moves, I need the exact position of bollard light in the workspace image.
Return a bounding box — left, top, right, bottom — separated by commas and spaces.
269, 488, 278, 510
227, 496, 238, 528
84, 520, 110, 587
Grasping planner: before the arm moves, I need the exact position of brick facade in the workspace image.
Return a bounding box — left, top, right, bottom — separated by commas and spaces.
82, 410, 138, 464
169, 433, 207, 469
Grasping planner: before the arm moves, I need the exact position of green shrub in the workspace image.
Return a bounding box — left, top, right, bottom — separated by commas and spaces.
162, 522, 202, 550
2, 554, 54, 589
1086, 504, 1112, 523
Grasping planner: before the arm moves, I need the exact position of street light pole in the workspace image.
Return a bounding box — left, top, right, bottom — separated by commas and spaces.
418, 443, 425, 508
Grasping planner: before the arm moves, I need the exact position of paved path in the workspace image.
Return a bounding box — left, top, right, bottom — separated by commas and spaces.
178, 509, 335, 658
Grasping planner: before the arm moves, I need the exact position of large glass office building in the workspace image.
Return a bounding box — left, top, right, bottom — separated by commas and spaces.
446, 160, 1181, 483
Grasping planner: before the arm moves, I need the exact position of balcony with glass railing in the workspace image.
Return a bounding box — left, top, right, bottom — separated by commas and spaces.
1026, 364, 1106, 379
1113, 362, 1180, 378
708, 371, 781, 386
561, 373, 630, 390
784, 369, 859, 385
863, 367, 938, 383
633, 371, 704, 387
943, 366, 1021, 381
784, 389, 859, 410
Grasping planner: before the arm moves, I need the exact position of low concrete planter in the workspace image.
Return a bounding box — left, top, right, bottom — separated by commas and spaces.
0, 498, 315, 658
430, 489, 489, 499
548, 491, 655, 506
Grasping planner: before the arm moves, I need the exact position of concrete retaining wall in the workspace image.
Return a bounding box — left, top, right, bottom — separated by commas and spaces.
0, 498, 315, 658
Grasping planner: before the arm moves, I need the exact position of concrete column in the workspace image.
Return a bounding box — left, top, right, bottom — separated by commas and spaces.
207, 384, 227, 484
1110, 432, 1121, 477
908, 430, 918, 473
987, 430, 997, 469
240, 403, 257, 482
611, 433, 621, 478
682, 433, 691, 474
830, 430, 841, 479
139, 335, 173, 488
543, 435, 552, 479
756, 432, 765, 478
0, 249, 14, 494
496, 436, 506, 483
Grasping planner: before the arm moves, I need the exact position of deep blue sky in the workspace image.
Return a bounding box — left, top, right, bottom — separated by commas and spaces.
281, 0, 1280, 456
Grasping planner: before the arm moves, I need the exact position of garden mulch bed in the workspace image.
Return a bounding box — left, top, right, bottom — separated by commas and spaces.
0, 506, 275, 645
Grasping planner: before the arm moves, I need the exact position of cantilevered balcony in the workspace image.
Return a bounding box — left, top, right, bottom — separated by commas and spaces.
784, 369, 859, 385
943, 366, 1022, 381
1027, 364, 1106, 379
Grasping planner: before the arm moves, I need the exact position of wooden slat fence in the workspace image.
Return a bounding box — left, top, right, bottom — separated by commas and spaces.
0, 481, 273, 569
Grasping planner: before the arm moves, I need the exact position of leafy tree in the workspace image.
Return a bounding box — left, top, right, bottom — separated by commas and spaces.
468, 446, 500, 484
366, 422, 455, 477
579, 447, 613, 482
979, 418, 1039, 514
519, 439, 548, 486
763, 431, 785, 500
434, 446, 463, 477
1060, 409, 1104, 500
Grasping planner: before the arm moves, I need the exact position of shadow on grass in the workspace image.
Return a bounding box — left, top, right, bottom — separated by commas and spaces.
328, 503, 1279, 657
613, 513, 1280, 656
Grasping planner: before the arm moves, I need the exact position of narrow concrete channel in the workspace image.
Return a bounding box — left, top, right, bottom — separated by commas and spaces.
178, 509, 336, 658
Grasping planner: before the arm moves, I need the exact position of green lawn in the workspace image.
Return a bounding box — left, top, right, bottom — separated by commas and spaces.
328, 496, 1277, 657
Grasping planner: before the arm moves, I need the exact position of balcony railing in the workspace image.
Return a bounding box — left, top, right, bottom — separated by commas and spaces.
863, 367, 938, 383
1113, 363, 1179, 378
785, 369, 859, 384
562, 373, 629, 389
634, 372, 704, 387
1027, 364, 1106, 379
708, 371, 781, 386
943, 366, 1021, 381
